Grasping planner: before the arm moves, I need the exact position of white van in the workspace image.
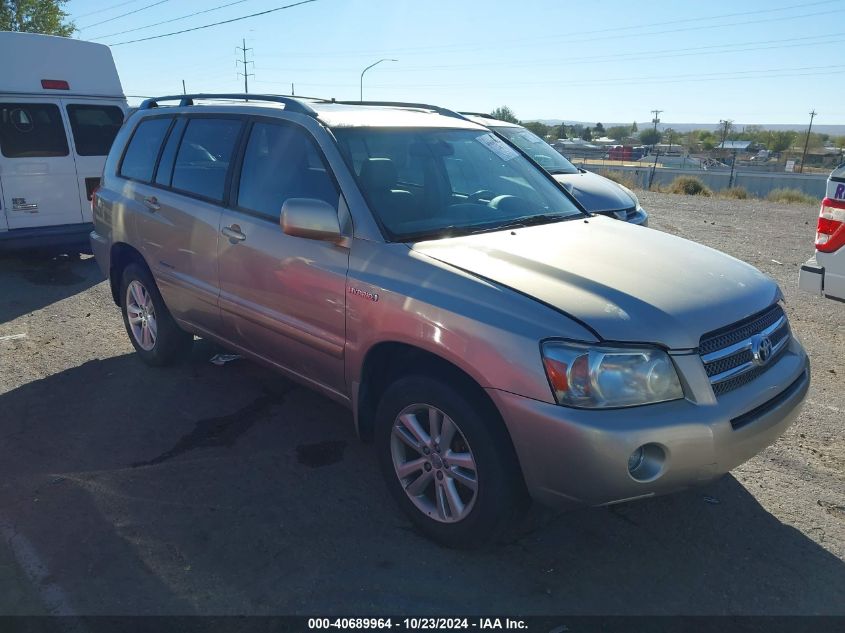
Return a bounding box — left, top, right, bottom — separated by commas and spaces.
799, 164, 845, 302
0, 32, 127, 250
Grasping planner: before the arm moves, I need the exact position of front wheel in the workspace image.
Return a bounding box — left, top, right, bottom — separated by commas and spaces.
375, 375, 527, 548
120, 262, 192, 366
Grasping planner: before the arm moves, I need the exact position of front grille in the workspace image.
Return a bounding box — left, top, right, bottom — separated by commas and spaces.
699, 304, 790, 397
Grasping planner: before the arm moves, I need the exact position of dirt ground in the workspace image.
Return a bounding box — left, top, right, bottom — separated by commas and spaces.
0, 191, 843, 615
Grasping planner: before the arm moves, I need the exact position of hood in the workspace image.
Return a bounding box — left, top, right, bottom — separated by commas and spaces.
412, 217, 779, 349
553, 170, 635, 213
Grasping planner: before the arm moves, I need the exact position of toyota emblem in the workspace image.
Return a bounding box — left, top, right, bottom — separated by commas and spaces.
751, 334, 774, 366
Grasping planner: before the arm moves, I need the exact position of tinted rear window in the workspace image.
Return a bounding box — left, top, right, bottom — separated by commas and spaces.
171, 118, 242, 202
120, 117, 172, 182
66, 104, 124, 156
0, 103, 69, 158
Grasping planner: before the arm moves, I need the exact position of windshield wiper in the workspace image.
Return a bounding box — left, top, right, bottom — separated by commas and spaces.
471, 213, 575, 233
547, 168, 579, 175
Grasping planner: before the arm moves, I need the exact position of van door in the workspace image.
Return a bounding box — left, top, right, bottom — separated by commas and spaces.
0, 100, 82, 229
63, 100, 125, 223
217, 120, 349, 394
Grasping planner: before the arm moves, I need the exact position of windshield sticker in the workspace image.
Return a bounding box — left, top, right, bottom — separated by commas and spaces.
477, 133, 520, 161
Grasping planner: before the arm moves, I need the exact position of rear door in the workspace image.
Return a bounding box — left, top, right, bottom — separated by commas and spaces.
63, 100, 125, 222
0, 99, 82, 229
131, 114, 243, 333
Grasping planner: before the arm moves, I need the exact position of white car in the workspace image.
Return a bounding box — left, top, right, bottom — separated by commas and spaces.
798, 164, 845, 302
0, 32, 127, 250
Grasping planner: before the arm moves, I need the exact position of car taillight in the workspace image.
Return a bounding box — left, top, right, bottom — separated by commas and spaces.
815, 197, 845, 253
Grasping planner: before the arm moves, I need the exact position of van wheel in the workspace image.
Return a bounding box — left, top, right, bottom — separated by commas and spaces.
120, 263, 192, 366
375, 375, 527, 548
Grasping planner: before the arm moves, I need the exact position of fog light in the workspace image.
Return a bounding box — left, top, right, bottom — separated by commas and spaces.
628, 447, 645, 473
627, 443, 666, 482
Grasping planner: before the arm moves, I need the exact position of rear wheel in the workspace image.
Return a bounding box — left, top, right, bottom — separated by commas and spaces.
120, 263, 192, 366
375, 375, 527, 548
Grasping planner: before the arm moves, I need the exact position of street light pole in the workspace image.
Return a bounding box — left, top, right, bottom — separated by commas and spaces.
360, 58, 397, 101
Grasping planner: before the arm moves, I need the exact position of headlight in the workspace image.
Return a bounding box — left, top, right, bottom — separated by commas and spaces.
541, 341, 683, 408
618, 184, 641, 210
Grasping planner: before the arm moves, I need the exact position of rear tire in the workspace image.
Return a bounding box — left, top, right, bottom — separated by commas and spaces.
120, 262, 192, 366
375, 374, 528, 548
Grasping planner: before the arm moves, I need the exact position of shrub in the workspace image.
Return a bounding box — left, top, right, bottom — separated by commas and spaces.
720, 187, 750, 200
667, 176, 712, 196
766, 188, 818, 205
599, 170, 637, 190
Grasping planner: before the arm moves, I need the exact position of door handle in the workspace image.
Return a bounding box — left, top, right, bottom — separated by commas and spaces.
143, 196, 160, 211
222, 224, 246, 243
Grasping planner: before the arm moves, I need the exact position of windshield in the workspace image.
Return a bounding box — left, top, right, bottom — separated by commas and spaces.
334, 127, 584, 241
490, 125, 579, 174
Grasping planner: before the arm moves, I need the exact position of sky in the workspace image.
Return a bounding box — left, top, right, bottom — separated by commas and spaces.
64, 0, 845, 126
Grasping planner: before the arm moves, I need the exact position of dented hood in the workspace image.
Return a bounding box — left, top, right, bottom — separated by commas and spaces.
412, 216, 779, 349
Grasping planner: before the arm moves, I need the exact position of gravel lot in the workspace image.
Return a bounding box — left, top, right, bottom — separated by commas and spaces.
0, 191, 843, 616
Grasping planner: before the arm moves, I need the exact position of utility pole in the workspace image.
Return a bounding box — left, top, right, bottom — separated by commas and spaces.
719, 119, 733, 148
651, 109, 662, 132
236, 38, 254, 95
799, 109, 817, 173
291, 83, 295, 96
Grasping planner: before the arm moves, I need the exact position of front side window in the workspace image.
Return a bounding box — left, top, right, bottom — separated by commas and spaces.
491, 125, 578, 174
0, 103, 68, 158
237, 122, 338, 221
334, 127, 584, 241
119, 117, 172, 182
171, 118, 242, 202
66, 104, 124, 156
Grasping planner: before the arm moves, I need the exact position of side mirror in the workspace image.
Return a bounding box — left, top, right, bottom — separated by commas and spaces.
281, 198, 342, 243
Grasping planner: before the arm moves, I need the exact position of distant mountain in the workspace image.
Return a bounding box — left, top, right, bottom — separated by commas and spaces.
529, 120, 845, 135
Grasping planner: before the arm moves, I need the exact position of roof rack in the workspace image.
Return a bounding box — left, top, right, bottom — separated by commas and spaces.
138, 93, 318, 117
329, 100, 466, 120
459, 112, 499, 120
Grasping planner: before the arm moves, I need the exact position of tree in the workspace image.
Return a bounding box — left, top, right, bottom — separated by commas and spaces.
554, 123, 567, 139
768, 130, 797, 153
489, 106, 519, 124
594, 122, 605, 134
1, 0, 74, 35
639, 129, 661, 146
632, 121, 638, 133
523, 121, 550, 138
606, 125, 631, 141
581, 127, 592, 141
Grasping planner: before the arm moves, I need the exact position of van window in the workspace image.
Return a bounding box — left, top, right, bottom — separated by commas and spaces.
237, 122, 338, 221
66, 104, 124, 156
171, 118, 242, 202
120, 117, 172, 182
0, 103, 69, 158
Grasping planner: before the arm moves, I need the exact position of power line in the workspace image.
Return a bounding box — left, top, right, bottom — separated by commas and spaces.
110, 0, 317, 46
73, 0, 143, 20
77, 0, 170, 31
91, 0, 255, 41
245, 2, 844, 60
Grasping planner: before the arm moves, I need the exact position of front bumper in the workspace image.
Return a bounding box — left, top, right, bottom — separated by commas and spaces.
488, 338, 809, 509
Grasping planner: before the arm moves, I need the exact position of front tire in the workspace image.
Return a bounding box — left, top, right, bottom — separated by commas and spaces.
375, 375, 527, 548
120, 262, 192, 366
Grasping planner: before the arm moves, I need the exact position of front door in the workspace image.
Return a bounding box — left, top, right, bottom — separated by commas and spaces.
217, 120, 349, 394
0, 99, 82, 229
